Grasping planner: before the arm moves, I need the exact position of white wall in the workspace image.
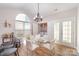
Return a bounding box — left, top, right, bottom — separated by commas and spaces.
32, 22, 38, 36
77, 7, 79, 52
48, 21, 54, 41
0, 8, 31, 44
47, 8, 77, 47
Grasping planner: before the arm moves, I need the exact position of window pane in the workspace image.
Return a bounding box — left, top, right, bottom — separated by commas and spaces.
16, 14, 26, 21
24, 23, 31, 30
54, 23, 59, 40
25, 16, 30, 22
63, 21, 71, 43
15, 21, 24, 30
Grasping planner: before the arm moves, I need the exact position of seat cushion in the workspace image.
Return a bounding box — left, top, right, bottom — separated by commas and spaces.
0, 44, 14, 53
0, 48, 17, 56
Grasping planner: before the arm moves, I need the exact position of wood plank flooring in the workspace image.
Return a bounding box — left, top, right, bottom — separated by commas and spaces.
18, 41, 33, 56
17, 40, 77, 56
18, 40, 51, 56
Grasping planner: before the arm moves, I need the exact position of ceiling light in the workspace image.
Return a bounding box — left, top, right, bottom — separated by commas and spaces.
34, 3, 43, 22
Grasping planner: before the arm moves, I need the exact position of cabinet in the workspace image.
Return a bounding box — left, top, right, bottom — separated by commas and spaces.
38, 22, 47, 35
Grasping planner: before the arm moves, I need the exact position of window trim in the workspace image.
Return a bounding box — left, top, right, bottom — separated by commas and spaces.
54, 22, 60, 41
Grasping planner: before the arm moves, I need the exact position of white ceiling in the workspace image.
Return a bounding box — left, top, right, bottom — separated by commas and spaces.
0, 3, 79, 19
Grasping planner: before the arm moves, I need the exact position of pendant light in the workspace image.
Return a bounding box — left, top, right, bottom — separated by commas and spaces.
34, 3, 43, 22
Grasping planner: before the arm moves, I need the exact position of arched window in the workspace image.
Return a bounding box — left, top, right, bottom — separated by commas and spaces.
15, 14, 31, 30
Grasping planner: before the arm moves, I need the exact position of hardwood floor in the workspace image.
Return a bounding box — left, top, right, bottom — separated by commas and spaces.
18, 44, 51, 56
17, 40, 77, 56
18, 40, 52, 56
18, 41, 33, 56
32, 47, 51, 56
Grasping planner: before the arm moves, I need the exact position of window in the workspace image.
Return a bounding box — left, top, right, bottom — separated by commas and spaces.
16, 14, 26, 21
54, 23, 59, 41
15, 14, 31, 30
62, 21, 71, 43
15, 21, 24, 30
25, 23, 31, 30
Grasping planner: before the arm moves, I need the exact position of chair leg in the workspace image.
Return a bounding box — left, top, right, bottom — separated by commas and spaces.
14, 49, 19, 56
15, 52, 17, 56
16, 48, 19, 56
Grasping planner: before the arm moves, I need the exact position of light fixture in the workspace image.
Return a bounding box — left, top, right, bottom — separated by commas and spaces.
34, 3, 43, 22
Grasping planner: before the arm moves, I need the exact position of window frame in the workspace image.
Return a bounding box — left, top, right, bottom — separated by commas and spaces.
15, 14, 31, 31
62, 21, 72, 43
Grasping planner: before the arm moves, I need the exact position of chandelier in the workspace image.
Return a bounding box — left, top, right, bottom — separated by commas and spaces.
34, 3, 43, 22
